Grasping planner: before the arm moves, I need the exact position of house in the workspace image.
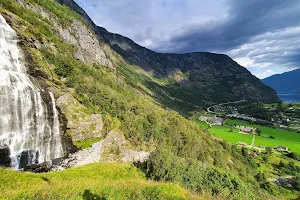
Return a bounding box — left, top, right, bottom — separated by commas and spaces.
207, 116, 224, 126
198, 116, 209, 122
279, 125, 288, 128
240, 127, 255, 134
237, 142, 247, 147
277, 146, 289, 152
235, 125, 256, 134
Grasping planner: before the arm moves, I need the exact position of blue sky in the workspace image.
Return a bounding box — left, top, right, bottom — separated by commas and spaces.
75, 0, 300, 79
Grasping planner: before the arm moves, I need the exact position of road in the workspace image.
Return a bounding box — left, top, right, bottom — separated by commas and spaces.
206, 100, 246, 114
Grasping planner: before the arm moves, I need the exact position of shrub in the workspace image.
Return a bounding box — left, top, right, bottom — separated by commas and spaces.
146, 148, 253, 199
287, 152, 300, 161
265, 147, 273, 155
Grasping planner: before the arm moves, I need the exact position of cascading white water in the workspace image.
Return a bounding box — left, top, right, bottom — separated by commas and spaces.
0, 14, 65, 169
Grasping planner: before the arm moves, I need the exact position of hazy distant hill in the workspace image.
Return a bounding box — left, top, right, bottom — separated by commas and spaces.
262, 68, 300, 93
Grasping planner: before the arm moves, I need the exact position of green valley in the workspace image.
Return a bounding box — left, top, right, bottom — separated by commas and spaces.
197, 118, 300, 153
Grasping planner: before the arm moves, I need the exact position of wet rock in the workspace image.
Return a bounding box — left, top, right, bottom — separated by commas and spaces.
19, 150, 39, 169
0, 146, 11, 167
23, 161, 52, 173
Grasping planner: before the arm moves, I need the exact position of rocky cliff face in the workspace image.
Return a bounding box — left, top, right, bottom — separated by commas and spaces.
55, 0, 279, 108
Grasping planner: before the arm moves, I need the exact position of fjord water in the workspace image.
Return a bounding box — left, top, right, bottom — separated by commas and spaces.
277, 93, 300, 103
0, 14, 64, 169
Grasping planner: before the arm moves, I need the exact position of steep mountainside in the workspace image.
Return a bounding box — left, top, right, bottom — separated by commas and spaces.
56, 0, 279, 116
263, 68, 300, 93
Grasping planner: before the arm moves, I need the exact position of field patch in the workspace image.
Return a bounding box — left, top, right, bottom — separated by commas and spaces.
196, 119, 300, 153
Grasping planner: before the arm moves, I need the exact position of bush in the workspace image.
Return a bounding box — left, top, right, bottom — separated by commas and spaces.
255, 172, 267, 183
260, 182, 279, 195
287, 152, 300, 161
242, 147, 249, 157
295, 176, 300, 191
146, 148, 253, 199
265, 147, 273, 155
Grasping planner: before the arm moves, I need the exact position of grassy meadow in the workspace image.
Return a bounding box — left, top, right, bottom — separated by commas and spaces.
73, 137, 103, 149
0, 163, 199, 200
227, 119, 300, 153
196, 119, 300, 153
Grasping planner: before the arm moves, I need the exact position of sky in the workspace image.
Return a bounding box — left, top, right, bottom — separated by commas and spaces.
75, 0, 300, 79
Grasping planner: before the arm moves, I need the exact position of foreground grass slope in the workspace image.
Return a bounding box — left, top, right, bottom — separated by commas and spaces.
0, 163, 199, 200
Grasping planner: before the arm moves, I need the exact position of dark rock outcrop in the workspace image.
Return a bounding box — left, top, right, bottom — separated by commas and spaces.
23, 158, 63, 173
0, 146, 11, 167
19, 150, 39, 169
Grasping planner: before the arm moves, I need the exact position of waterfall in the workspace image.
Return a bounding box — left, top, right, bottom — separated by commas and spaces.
0, 14, 65, 169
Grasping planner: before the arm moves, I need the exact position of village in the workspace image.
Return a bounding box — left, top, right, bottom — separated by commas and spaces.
195, 100, 300, 156
198, 114, 290, 155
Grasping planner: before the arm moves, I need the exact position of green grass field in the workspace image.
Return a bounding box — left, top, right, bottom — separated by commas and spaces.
0, 163, 199, 200
195, 120, 209, 128
226, 119, 300, 152
196, 119, 300, 153
210, 125, 253, 144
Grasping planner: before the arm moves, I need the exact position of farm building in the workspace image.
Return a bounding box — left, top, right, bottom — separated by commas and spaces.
207, 116, 224, 126
198, 116, 209, 122
237, 142, 247, 147
235, 125, 256, 134
276, 146, 289, 152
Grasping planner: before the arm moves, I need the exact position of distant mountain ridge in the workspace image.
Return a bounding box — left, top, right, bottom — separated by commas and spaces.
262, 68, 300, 93
56, 0, 279, 113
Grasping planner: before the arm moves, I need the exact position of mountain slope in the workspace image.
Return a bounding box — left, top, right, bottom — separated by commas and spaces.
55, 0, 279, 116
262, 68, 300, 93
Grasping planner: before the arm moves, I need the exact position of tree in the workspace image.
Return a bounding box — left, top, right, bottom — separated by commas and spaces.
221, 140, 231, 152
242, 147, 248, 157
256, 128, 261, 136
265, 147, 272, 155
295, 176, 300, 191
103, 114, 120, 135
263, 155, 270, 163
288, 152, 300, 161
255, 172, 267, 182
279, 160, 285, 168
